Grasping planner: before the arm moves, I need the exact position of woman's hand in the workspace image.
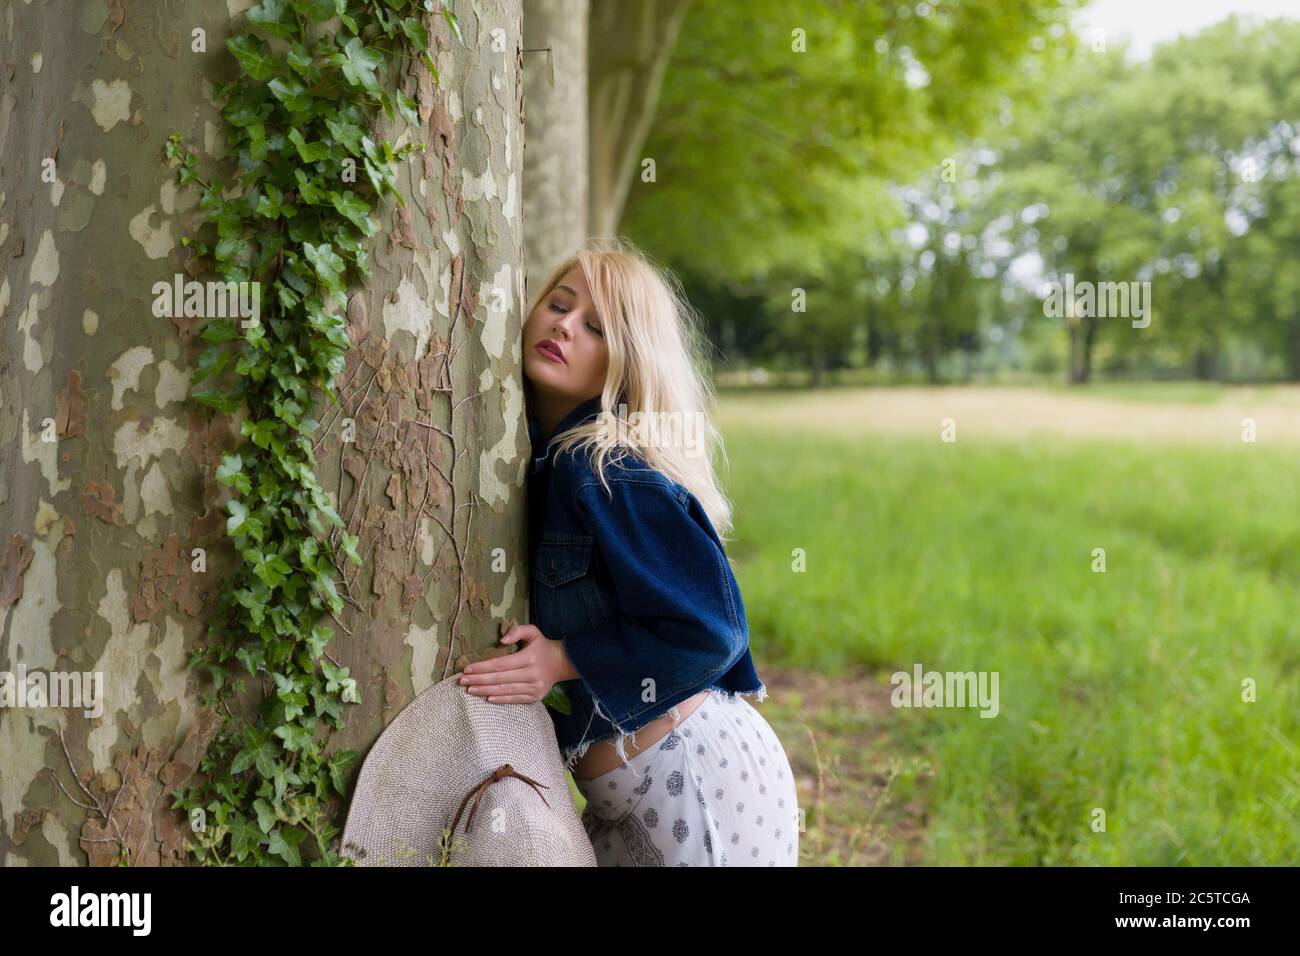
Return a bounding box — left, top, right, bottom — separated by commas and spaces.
459, 624, 573, 704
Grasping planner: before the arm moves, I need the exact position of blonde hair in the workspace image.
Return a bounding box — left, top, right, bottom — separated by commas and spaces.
524, 237, 735, 541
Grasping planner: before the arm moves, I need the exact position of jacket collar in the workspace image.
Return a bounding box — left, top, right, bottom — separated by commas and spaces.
529, 395, 604, 475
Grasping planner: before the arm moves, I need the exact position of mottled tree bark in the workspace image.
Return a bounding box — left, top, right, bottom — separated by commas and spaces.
322, 0, 530, 798
0, 0, 527, 865
522, 0, 589, 293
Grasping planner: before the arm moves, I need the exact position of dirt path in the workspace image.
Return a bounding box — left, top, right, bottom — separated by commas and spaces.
718, 385, 1300, 444
758, 666, 929, 866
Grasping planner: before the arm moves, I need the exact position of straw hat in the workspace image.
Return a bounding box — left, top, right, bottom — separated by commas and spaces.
340, 673, 597, 866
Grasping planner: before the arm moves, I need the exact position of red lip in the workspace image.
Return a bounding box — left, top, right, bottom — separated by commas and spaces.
535, 339, 566, 364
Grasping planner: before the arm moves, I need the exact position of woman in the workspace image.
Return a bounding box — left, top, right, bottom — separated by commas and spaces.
458, 237, 798, 866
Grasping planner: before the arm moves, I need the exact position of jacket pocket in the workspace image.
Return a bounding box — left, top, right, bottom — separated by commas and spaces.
531, 535, 607, 637
533, 535, 593, 587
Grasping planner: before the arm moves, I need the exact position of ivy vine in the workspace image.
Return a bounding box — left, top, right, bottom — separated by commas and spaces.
165, 0, 463, 866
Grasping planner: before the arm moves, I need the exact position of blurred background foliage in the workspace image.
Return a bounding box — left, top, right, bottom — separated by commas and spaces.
618, 2, 1300, 386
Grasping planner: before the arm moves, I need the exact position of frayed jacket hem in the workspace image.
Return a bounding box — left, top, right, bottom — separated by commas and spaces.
559, 681, 769, 776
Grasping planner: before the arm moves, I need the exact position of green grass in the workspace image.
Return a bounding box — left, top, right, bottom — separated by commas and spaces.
1039, 380, 1235, 403
722, 424, 1300, 865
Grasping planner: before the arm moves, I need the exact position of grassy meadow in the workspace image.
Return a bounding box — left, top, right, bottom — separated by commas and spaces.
715, 385, 1300, 865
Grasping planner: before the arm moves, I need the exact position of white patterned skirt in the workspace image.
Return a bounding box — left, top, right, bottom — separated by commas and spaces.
575, 689, 800, 866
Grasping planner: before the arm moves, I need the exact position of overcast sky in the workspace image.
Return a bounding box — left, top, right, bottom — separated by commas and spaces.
1073, 0, 1299, 59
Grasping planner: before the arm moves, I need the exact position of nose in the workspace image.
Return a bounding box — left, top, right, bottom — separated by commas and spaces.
551, 309, 582, 339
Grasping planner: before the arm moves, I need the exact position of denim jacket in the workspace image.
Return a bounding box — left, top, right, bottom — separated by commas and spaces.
527, 395, 767, 772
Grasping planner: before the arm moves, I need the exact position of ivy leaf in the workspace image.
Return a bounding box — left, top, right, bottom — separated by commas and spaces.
281, 261, 310, 294
227, 35, 276, 81
270, 762, 303, 804
247, 0, 294, 39
543, 684, 573, 716
396, 90, 420, 128
256, 183, 291, 220
303, 242, 345, 289
226, 499, 266, 542
442, 7, 465, 45
242, 417, 280, 450
201, 318, 239, 343
267, 827, 304, 866
312, 568, 343, 614
214, 236, 250, 267
192, 389, 243, 414
216, 453, 252, 495
268, 76, 312, 113
288, 128, 330, 163
400, 17, 429, 53
328, 191, 376, 235
321, 658, 359, 703
285, 40, 317, 78
226, 499, 250, 536
292, 0, 337, 23
327, 751, 358, 796
304, 623, 333, 661
231, 738, 278, 777
292, 168, 326, 205
192, 344, 232, 385
253, 551, 293, 588
273, 721, 314, 752
298, 534, 320, 573
338, 37, 383, 93
229, 816, 265, 861
338, 530, 363, 567
324, 114, 364, 154
253, 798, 279, 834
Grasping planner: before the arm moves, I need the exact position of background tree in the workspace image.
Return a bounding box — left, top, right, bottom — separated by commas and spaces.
523, 0, 590, 288
623, 0, 1082, 283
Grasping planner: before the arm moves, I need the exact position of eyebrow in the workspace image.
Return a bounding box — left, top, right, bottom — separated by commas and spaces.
553, 285, 602, 324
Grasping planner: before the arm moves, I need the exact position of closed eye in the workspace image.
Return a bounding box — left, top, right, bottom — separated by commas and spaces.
548, 303, 565, 313
586, 321, 604, 337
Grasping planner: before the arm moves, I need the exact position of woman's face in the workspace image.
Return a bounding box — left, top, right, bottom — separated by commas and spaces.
523, 266, 609, 405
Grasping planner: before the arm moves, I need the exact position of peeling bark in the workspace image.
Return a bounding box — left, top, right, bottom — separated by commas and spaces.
268, 0, 532, 849
0, 0, 238, 866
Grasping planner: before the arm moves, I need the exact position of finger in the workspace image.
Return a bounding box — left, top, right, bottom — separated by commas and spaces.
463, 653, 528, 676
501, 625, 538, 645
464, 669, 535, 690
462, 658, 529, 683
466, 681, 537, 697
484, 694, 538, 705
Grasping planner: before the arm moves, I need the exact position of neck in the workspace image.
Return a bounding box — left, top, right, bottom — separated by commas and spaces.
533, 391, 595, 446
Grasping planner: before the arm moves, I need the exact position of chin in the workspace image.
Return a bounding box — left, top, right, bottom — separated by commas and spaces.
525, 354, 564, 381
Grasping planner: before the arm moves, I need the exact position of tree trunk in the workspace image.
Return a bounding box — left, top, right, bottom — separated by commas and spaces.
523, 0, 590, 293
1192, 347, 1220, 381
1287, 314, 1300, 382
315, 0, 529, 826
809, 341, 826, 388
1068, 317, 1095, 384
864, 301, 883, 365
0, 0, 527, 866
587, 0, 691, 236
